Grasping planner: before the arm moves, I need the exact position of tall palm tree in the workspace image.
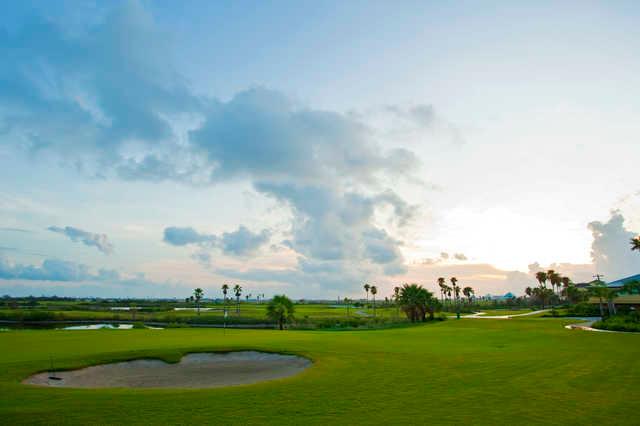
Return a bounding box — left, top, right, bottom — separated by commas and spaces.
535, 271, 548, 288
193, 288, 204, 316
450, 277, 460, 319
549, 272, 562, 299
233, 284, 242, 314
393, 286, 401, 316
631, 236, 640, 252
370, 285, 378, 316
363, 283, 370, 307
590, 281, 609, 319
462, 286, 474, 304
266, 295, 295, 330
222, 284, 229, 301
561, 276, 571, 301
437, 277, 446, 304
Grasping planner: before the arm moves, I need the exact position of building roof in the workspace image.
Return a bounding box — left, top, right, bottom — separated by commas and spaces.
606, 274, 640, 288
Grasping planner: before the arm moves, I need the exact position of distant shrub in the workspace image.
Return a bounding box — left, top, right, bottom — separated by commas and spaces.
566, 302, 600, 317
592, 315, 640, 332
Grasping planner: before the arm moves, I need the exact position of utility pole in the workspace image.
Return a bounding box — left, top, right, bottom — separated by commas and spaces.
593, 274, 604, 282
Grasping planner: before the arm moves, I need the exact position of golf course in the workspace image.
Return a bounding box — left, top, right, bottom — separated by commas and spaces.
2, 318, 639, 425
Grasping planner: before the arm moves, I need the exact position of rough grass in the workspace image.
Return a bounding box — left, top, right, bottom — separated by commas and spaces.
0, 303, 403, 325
1, 318, 639, 425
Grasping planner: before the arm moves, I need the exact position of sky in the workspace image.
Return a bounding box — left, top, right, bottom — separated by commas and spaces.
1, 0, 639, 299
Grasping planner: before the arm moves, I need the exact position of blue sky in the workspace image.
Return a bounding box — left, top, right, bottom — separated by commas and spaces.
1, 0, 639, 299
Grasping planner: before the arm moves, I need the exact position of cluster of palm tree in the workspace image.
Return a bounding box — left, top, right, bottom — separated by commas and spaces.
397, 283, 440, 322
362, 283, 378, 316
220, 284, 244, 314
436, 277, 473, 319
527, 269, 574, 308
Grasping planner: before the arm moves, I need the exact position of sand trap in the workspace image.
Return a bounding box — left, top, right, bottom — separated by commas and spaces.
24, 351, 311, 388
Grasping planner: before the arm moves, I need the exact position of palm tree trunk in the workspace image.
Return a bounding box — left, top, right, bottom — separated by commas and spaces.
599, 296, 604, 319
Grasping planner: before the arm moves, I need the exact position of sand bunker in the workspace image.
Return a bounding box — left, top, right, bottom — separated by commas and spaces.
24, 351, 311, 388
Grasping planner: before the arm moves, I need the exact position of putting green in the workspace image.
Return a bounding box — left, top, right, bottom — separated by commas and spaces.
1, 318, 639, 425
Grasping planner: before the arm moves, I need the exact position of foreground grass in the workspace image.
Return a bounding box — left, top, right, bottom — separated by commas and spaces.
1, 319, 639, 425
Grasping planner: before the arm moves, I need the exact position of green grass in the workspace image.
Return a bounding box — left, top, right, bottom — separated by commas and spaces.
1, 319, 639, 425
0, 303, 401, 325
477, 309, 535, 316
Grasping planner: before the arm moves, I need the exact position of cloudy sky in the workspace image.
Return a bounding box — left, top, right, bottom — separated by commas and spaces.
1, 0, 639, 299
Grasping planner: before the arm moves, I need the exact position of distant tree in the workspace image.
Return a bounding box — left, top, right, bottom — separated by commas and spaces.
363, 283, 370, 306
222, 284, 229, 303
393, 286, 401, 316
562, 284, 584, 304
344, 298, 352, 317
535, 271, 548, 288
462, 286, 474, 304
525, 287, 533, 298
532, 286, 553, 309
370, 285, 378, 316
233, 284, 242, 314
193, 288, 204, 316
631, 236, 640, 252
623, 280, 640, 295
266, 295, 295, 330
437, 277, 446, 304
590, 281, 610, 319
549, 272, 562, 296
398, 284, 437, 322
450, 277, 461, 319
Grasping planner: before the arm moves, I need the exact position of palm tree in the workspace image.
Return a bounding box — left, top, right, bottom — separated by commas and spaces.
532, 286, 552, 309
437, 277, 446, 304
631, 236, 640, 252
344, 298, 352, 317
266, 295, 295, 330
525, 286, 533, 299
590, 281, 609, 319
398, 283, 438, 322
393, 286, 401, 316
445, 285, 452, 305
462, 286, 474, 304
222, 284, 229, 302
450, 277, 460, 319
193, 288, 204, 316
535, 271, 548, 288
363, 283, 370, 307
233, 284, 242, 314
548, 272, 562, 302
370, 285, 378, 316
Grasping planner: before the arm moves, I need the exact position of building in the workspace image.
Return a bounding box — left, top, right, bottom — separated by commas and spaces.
588, 273, 640, 307
605, 274, 640, 289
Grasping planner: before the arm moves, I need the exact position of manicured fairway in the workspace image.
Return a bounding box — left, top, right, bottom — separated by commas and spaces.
1, 319, 639, 425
